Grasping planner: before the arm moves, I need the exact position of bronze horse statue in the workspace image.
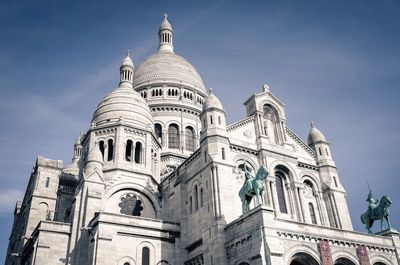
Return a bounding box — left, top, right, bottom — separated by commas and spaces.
238, 165, 268, 214
360, 195, 392, 234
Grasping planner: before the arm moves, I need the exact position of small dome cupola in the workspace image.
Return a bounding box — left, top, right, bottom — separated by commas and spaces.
158, 14, 174, 53
200, 88, 227, 141
203, 88, 224, 111
307, 122, 327, 145
119, 51, 134, 88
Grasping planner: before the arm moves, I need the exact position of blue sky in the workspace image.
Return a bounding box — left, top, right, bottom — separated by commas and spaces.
1, 0, 399, 262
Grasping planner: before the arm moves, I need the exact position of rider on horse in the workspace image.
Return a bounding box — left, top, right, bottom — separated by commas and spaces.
243, 164, 254, 192
367, 190, 379, 219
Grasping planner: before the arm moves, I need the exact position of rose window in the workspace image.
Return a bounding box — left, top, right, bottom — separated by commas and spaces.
118, 194, 143, 216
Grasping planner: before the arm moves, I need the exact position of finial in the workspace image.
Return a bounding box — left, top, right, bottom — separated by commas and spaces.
126, 50, 131, 58
310, 121, 314, 128
164, 13, 168, 21
208, 87, 213, 95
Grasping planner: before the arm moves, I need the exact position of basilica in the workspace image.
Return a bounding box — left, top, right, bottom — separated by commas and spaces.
6, 15, 400, 265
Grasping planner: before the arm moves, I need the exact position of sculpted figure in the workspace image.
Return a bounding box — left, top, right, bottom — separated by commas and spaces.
243, 165, 254, 192
361, 191, 392, 234
366, 191, 379, 219
238, 164, 268, 214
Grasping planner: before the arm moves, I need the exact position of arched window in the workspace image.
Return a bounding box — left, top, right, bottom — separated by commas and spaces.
189, 196, 193, 214
194, 185, 199, 211
155, 123, 162, 143
309, 203, 317, 224
125, 140, 133, 161
45, 177, 50, 188
290, 252, 319, 265
107, 139, 114, 161
210, 115, 213, 124
218, 116, 221, 125
134, 142, 142, 164
334, 258, 357, 265
275, 173, 287, 214
200, 188, 204, 207
221, 148, 225, 160
263, 104, 279, 144
142, 247, 150, 265
185, 126, 195, 151
168, 124, 180, 149
99, 141, 105, 160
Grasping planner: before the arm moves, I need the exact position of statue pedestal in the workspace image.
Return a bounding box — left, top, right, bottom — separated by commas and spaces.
376, 228, 399, 236
376, 228, 400, 263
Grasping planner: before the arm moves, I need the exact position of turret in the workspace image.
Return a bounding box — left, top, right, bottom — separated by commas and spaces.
84, 142, 104, 178
200, 89, 230, 162
158, 14, 174, 53
119, 51, 134, 88
307, 122, 335, 166
307, 122, 353, 230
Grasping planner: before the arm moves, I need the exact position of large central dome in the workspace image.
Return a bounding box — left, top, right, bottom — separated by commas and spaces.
133, 51, 206, 92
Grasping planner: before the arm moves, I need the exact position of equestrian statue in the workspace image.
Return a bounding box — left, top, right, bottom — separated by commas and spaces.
238, 164, 268, 214
360, 190, 392, 234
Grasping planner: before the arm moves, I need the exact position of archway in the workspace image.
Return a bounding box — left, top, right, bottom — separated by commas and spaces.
373, 263, 387, 265
334, 258, 356, 265
290, 252, 319, 265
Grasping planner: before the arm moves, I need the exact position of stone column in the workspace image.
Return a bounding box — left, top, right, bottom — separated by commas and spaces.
286, 183, 296, 220
297, 185, 308, 223
270, 176, 280, 217
266, 180, 273, 207
316, 192, 329, 226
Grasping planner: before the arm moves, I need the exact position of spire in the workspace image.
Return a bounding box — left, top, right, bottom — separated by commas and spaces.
158, 14, 174, 53
119, 51, 134, 88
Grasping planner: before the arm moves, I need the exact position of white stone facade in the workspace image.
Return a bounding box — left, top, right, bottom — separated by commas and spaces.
6, 16, 400, 265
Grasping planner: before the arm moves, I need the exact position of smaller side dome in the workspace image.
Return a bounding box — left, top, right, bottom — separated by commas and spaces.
91, 86, 154, 130
307, 122, 327, 145
203, 89, 223, 111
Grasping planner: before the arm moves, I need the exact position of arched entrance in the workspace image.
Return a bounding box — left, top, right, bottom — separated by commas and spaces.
334, 258, 356, 265
290, 252, 319, 265
373, 263, 387, 265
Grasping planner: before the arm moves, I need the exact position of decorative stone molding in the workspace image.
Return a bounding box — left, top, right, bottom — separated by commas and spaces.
94, 128, 116, 136
277, 231, 396, 254
285, 126, 317, 158
230, 144, 258, 156
227, 116, 255, 132
298, 162, 318, 171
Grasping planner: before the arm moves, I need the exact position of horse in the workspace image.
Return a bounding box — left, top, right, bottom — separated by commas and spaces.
238, 165, 268, 214
360, 195, 392, 234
